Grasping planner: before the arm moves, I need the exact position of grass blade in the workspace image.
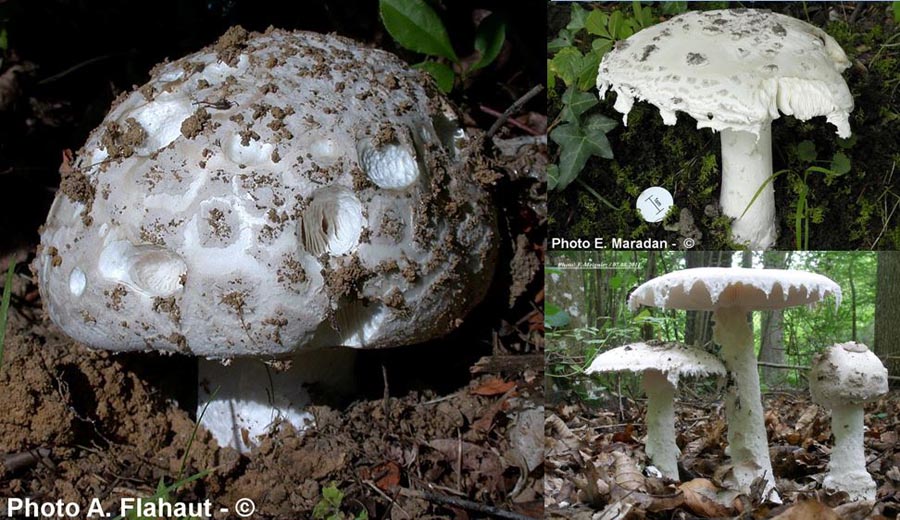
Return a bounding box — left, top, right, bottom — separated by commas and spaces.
739, 169, 788, 220
0, 260, 15, 374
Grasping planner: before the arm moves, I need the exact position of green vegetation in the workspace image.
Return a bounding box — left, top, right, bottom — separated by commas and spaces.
379, 0, 505, 92
313, 482, 369, 520
0, 260, 14, 374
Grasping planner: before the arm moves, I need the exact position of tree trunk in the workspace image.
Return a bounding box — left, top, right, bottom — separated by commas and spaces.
641, 251, 657, 340
759, 251, 787, 387
875, 251, 900, 384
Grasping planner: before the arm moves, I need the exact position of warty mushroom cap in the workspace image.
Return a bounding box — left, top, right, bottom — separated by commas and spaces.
597, 8, 854, 138
810, 342, 888, 408
587, 341, 726, 387
35, 27, 498, 358
628, 267, 842, 312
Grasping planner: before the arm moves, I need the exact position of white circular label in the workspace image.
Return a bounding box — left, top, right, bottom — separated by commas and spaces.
636, 187, 673, 223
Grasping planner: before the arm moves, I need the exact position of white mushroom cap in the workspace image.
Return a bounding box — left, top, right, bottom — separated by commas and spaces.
628, 267, 842, 312
597, 8, 854, 138
36, 27, 497, 358
587, 341, 726, 387
810, 342, 888, 407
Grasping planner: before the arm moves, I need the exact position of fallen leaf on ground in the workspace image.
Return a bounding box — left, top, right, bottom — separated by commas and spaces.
769, 500, 840, 520
471, 377, 516, 396
679, 478, 731, 518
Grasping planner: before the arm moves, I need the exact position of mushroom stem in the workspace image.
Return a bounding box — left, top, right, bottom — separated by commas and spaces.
197, 348, 356, 453
720, 125, 776, 250
713, 306, 779, 501
825, 403, 876, 502
642, 369, 679, 480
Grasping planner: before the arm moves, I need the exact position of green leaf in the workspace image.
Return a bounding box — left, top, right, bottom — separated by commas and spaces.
550, 46, 583, 87
837, 134, 857, 149
547, 59, 556, 91
592, 37, 614, 54
584, 113, 618, 134
413, 61, 455, 93
379, 0, 459, 62
547, 29, 573, 53
577, 48, 604, 91
608, 11, 624, 40
545, 303, 572, 328
661, 1, 688, 15
472, 13, 505, 71
550, 121, 613, 190
548, 164, 559, 191
585, 10, 610, 38
894, 1, 900, 23
560, 87, 598, 123
796, 140, 817, 162
0, 29, 8, 53
567, 3, 589, 32
830, 152, 852, 175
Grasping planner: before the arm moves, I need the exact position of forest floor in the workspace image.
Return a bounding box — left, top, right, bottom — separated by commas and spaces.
545, 390, 900, 520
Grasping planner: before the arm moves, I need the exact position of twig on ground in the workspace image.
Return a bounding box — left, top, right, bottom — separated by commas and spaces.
485, 84, 544, 138
399, 487, 537, 520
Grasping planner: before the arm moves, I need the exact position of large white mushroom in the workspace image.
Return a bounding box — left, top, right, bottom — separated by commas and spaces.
598, 9, 853, 249
35, 27, 498, 452
587, 341, 726, 480
629, 267, 841, 501
809, 342, 888, 502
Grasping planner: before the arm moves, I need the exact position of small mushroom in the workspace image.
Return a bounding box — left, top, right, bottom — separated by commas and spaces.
809, 342, 888, 502
629, 267, 841, 501
598, 9, 853, 249
586, 341, 726, 480
35, 27, 498, 452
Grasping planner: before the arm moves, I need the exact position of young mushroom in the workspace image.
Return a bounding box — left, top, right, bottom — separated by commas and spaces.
597, 9, 853, 249
587, 340, 726, 480
35, 27, 498, 452
629, 267, 841, 501
809, 342, 888, 502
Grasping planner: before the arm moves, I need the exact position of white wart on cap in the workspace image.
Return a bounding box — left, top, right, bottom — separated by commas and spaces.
597, 8, 853, 137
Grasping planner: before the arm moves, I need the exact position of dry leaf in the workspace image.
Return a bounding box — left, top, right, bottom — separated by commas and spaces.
769, 500, 840, 520
679, 478, 731, 518
471, 377, 516, 396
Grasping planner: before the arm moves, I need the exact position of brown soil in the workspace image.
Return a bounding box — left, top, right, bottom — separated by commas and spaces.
0, 309, 543, 519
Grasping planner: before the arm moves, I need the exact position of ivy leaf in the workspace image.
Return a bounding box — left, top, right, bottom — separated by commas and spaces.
548, 164, 560, 191
472, 13, 505, 71
560, 87, 598, 123
577, 48, 604, 91
585, 10, 610, 38
567, 3, 589, 32
551, 121, 613, 190
550, 46, 583, 87
831, 152, 852, 175
413, 61, 455, 92
796, 140, 817, 162
584, 113, 618, 134
379, 0, 459, 62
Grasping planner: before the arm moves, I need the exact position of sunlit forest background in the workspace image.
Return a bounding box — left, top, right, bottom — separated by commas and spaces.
546, 250, 900, 402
